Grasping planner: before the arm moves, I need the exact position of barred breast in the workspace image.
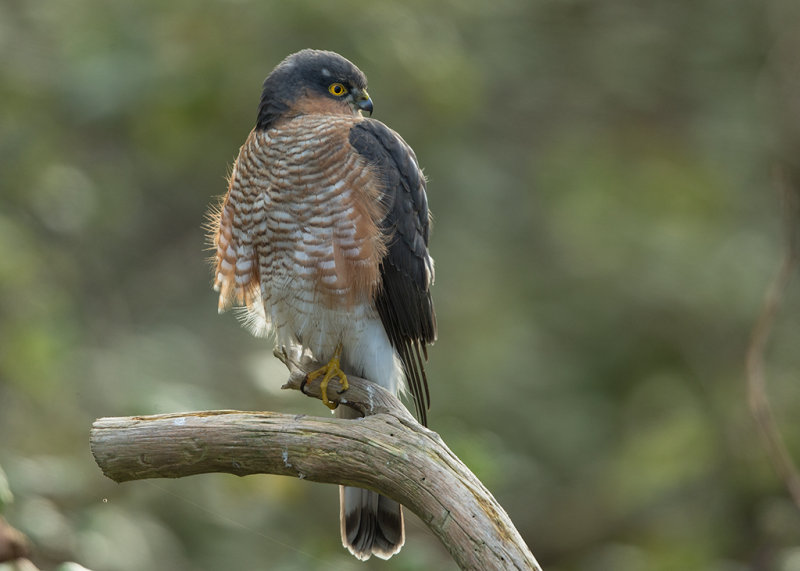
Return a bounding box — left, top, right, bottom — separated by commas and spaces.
213, 114, 388, 358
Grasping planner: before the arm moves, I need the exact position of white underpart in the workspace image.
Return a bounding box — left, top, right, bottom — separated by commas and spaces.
236, 288, 403, 394
265, 292, 403, 395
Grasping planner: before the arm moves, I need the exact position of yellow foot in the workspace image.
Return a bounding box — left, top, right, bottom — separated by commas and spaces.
304, 345, 349, 410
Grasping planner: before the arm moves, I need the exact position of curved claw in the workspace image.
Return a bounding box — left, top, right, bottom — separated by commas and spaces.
305, 345, 349, 410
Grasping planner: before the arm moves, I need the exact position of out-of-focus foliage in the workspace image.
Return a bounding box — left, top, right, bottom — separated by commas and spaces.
2, 0, 800, 569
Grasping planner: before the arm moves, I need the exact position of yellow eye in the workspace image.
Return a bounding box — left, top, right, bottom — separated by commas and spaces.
328, 83, 347, 96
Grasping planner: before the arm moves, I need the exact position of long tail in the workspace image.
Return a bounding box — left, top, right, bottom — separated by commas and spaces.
336, 405, 404, 560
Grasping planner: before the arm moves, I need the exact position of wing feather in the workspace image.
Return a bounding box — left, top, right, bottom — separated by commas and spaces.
349, 120, 436, 426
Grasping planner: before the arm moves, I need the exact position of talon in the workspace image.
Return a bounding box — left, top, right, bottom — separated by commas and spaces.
305, 344, 348, 410
299, 378, 308, 395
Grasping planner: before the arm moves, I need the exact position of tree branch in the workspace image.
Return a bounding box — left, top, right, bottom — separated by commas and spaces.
0, 517, 30, 565
90, 348, 541, 570
746, 167, 800, 509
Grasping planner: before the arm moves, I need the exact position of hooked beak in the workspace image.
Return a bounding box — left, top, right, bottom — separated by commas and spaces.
354, 89, 373, 116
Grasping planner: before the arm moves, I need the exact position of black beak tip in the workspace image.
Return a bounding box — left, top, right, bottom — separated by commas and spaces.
358, 98, 374, 116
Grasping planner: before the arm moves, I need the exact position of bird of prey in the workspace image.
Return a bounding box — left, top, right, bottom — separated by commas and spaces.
208, 49, 436, 560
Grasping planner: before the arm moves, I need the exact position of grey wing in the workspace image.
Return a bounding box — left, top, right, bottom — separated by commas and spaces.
349, 119, 436, 426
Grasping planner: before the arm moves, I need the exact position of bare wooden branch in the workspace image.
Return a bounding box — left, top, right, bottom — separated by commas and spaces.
746, 167, 800, 509
0, 517, 30, 564
90, 349, 541, 570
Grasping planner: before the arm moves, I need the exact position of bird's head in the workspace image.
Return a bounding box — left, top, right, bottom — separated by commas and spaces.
256, 49, 373, 130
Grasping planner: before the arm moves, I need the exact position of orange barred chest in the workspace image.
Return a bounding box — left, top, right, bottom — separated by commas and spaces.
213, 115, 387, 315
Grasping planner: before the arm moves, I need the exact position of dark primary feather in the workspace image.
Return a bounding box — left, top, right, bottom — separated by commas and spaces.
349, 120, 437, 426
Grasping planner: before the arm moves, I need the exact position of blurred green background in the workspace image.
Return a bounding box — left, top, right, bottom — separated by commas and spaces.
2, 0, 800, 569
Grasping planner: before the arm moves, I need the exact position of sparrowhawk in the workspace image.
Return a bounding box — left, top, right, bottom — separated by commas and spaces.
209, 49, 436, 561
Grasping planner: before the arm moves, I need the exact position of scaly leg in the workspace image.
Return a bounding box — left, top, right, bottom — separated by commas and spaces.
304, 344, 349, 410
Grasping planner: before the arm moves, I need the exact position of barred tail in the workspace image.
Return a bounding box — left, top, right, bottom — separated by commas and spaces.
336, 404, 404, 560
